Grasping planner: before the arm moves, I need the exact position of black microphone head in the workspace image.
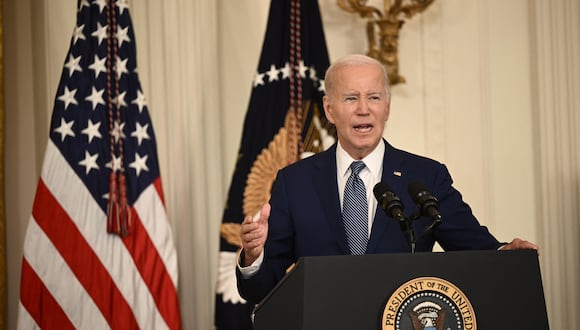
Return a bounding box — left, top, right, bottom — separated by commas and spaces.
373, 182, 390, 201
373, 182, 405, 219
408, 181, 428, 203
408, 180, 440, 212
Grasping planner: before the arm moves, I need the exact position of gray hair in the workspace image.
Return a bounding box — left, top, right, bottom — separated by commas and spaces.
324, 54, 391, 102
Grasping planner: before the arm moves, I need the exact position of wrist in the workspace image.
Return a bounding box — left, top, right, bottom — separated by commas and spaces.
240, 249, 258, 267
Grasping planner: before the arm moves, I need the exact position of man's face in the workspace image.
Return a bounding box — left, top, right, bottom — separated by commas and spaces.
323, 63, 390, 160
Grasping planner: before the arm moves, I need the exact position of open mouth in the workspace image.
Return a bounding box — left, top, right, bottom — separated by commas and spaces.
354, 124, 372, 132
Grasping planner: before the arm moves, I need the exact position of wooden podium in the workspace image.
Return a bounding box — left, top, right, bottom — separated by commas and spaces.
252, 250, 548, 330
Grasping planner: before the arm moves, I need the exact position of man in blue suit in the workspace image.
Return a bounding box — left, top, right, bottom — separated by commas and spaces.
236, 54, 538, 303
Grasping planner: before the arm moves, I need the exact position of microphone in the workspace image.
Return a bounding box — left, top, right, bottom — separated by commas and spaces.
373, 182, 415, 251
407, 181, 442, 227
373, 182, 405, 223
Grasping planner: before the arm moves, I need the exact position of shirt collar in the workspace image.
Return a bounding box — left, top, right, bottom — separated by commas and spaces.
337, 140, 385, 178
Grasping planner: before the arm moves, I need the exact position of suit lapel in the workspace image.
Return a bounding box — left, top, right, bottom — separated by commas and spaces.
313, 144, 350, 254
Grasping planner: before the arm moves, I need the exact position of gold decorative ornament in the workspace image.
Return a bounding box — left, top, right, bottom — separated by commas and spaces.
219, 111, 299, 249
220, 223, 243, 248
220, 102, 336, 248
243, 110, 299, 218
337, 0, 435, 84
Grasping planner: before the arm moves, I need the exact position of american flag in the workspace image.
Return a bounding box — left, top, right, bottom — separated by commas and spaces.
18, 0, 181, 328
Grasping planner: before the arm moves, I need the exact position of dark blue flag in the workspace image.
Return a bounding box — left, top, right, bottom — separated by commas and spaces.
214, 0, 334, 329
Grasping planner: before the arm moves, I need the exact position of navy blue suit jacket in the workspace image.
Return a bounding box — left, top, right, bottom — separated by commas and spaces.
237, 140, 501, 303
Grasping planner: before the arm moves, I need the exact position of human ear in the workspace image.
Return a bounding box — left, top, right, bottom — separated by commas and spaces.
323, 95, 336, 124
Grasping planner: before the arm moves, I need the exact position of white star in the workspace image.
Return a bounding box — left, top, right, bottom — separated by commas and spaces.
318, 79, 326, 92
132, 90, 147, 113
78, 151, 99, 175
91, 22, 108, 46
253, 72, 265, 87
116, 25, 131, 48
85, 87, 105, 110
54, 118, 75, 142
64, 54, 83, 77
266, 65, 280, 82
116, 0, 130, 15
116, 56, 129, 79
129, 153, 149, 176
81, 119, 102, 143
115, 91, 127, 108
106, 154, 123, 172
95, 0, 107, 13
280, 62, 291, 80
72, 24, 86, 45
111, 120, 126, 143
131, 122, 150, 146
57, 87, 79, 110
89, 55, 107, 78
309, 66, 318, 81
296, 60, 308, 78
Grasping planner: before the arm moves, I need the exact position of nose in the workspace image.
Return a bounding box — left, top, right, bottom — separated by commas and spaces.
356, 99, 371, 114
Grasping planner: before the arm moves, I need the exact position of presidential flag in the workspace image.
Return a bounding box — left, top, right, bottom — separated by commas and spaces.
18, 1, 181, 328
214, 0, 334, 329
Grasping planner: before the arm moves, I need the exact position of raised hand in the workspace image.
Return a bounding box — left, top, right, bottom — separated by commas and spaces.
240, 203, 271, 266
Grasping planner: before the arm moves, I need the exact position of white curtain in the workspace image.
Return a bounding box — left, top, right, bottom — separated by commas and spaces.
131, 1, 223, 329
532, 0, 580, 328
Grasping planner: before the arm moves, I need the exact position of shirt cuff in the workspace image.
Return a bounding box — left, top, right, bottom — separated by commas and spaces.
237, 249, 264, 279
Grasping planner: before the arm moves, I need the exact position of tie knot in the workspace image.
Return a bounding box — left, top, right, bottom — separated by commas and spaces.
350, 161, 365, 176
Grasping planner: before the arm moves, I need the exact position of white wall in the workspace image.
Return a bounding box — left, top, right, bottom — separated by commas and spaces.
4, 0, 578, 329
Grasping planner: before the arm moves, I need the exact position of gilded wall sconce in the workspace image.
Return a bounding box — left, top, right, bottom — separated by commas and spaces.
337, 0, 435, 85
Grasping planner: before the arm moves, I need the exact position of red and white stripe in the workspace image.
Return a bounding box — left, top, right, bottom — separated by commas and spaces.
18, 141, 181, 329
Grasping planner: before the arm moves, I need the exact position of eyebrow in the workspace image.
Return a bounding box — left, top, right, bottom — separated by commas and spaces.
342, 91, 383, 97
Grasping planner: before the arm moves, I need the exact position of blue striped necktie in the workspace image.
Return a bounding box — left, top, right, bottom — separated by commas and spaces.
342, 161, 368, 255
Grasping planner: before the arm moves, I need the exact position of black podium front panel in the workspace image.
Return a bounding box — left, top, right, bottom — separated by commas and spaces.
253, 250, 548, 330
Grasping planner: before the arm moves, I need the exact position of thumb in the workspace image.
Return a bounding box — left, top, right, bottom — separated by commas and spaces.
254, 203, 271, 224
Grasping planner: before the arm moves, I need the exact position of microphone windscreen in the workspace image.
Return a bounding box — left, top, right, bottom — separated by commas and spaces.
373, 182, 389, 201
408, 181, 427, 202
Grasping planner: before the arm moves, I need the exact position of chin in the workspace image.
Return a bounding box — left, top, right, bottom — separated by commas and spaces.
357, 136, 380, 148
